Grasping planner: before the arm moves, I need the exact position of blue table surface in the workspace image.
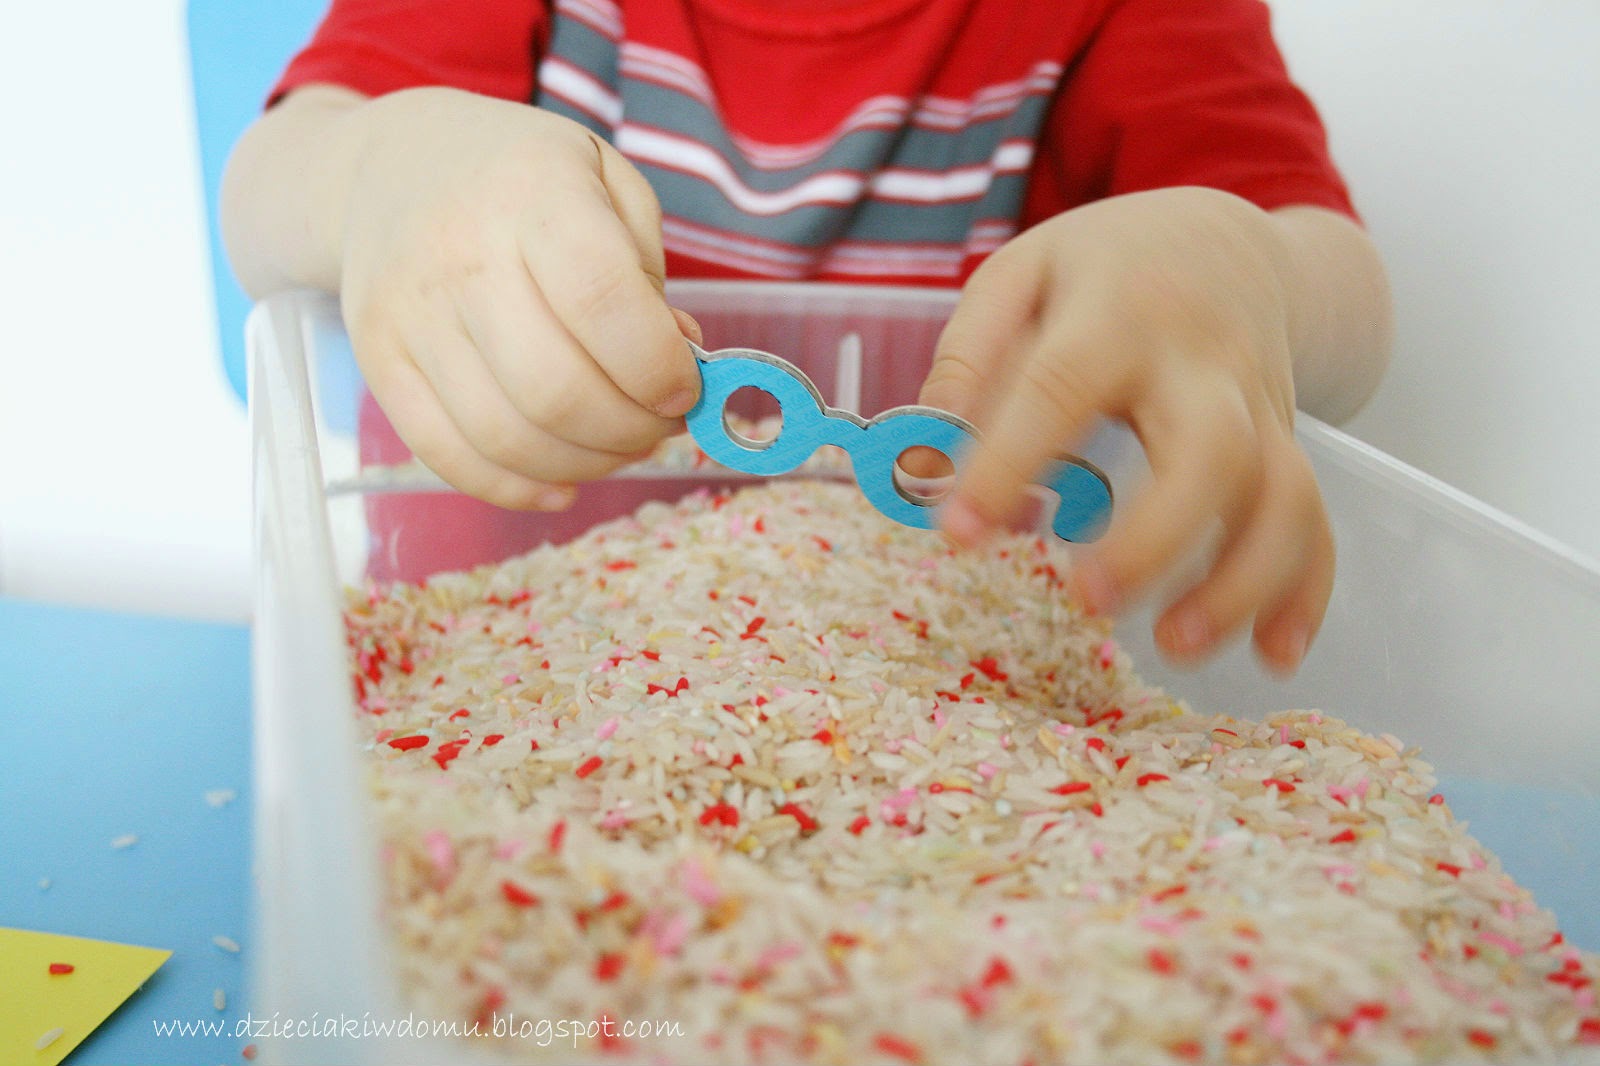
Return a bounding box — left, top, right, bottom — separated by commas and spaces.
0, 597, 252, 1066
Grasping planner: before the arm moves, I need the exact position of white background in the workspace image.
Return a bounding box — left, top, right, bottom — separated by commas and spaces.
0, 2, 248, 619
1, 1, 1597, 623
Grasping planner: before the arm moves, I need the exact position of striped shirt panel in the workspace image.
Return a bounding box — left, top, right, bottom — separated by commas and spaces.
535, 0, 1061, 281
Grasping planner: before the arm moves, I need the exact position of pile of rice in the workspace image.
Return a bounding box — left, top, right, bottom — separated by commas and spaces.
344, 480, 1598, 1064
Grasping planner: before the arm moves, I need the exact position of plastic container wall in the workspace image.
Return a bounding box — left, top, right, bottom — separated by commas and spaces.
252, 285, 1600, 1065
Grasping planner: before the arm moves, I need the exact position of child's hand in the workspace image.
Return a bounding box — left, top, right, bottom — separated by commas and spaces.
334, 89, 700, 509
920, 187, 1362, 674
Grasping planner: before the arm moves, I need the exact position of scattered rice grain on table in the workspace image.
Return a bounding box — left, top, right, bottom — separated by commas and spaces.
344, 480, 1600, 1064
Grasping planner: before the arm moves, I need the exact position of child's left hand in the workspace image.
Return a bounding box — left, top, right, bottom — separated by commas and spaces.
919, 187, 1378, 675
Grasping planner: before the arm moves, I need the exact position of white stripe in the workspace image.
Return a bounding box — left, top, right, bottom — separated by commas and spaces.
622, 55, 711, 108
825, 249, 960, 272
825, 230, 1012, 275
666, 240, 797, 277
540, 59, 622, 127
867, 165, 994, 203
870, 141, 1033, 202
963, 235, 1011, 255
669, 212, 1011, 264
918, 64, 1061, 119
664, 233, 989, 281
829, 236, 1012, 261
821, 255, 963, 279
828, 244, 967, 265
970, 220, 1017, 246
621, 43, 714, 102
663, 227, 810, 278
662, 217, 815, 267
729, 101, 909, 169
665, 217, 961, 278
624, 127, 1031, 213
621, 127, 866, 214
664, 227, 965, 280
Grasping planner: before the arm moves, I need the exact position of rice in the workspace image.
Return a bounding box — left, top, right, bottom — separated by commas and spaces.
345, 480, 1599, 1064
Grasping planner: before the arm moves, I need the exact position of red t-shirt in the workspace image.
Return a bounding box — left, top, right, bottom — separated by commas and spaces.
274, 0, 1355, 284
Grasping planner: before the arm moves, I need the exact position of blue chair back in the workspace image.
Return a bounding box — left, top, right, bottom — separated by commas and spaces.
186, 0, 328, 402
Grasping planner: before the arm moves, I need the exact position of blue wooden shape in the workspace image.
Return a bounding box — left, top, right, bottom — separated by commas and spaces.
685, 345, 1112, 542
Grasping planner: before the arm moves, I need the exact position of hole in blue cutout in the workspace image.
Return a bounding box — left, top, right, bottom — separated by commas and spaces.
893, 445, 955, 507
722, 385, 783, 450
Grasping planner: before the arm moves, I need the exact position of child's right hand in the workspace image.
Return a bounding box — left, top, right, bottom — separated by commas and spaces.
321, 88, 701, 509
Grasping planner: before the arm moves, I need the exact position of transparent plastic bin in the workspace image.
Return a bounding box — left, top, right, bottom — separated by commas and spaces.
251, 284, 1600, 1065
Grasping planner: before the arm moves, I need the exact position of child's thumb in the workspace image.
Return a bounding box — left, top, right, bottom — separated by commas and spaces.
669, 307, 704, 345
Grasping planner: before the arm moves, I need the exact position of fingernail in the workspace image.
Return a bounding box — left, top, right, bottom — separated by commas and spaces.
670, 307, 704, 345
940, 497, 992, 549
654, 389, 699, 418
536, 486, 575, 511
1279, 623, 1309, 668
1262, 622, 1309, 676
1166, 608, 1212, 654
1073, 559, 1120, 618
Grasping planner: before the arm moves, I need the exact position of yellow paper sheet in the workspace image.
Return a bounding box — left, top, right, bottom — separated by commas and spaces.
0, 927, 171, 1066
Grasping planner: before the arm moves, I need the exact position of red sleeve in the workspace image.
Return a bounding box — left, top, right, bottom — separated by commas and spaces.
270, 0, 549, 106
1024, 0, 1358, 225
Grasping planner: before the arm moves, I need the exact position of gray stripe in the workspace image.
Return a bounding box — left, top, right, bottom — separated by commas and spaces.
535, 13, 619, 133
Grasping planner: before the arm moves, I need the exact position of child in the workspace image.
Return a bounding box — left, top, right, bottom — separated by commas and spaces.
221, 0, 1391, 674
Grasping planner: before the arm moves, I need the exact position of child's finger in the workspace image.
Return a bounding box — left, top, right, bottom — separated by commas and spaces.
908, 259, 1038, 482
939, 326, 1123, 548
356, 337, 577, 511
518, 183, 700, 419
1253, 505, 1336, 675
593, 139, 670, 293
1068, 375, 1263, 616
456, 255, 682, 456
1154, 442, 1325, 661
405, 316, 654, 483
917, 254, 1039, 422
